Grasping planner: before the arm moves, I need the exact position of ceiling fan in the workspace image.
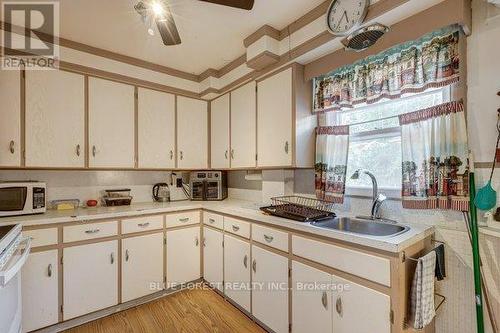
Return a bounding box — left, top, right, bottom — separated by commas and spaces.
134, 0, 255, 46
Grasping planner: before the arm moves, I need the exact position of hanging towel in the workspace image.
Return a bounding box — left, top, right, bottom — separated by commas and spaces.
410, 250, 437, 329
434, 244, 446, 281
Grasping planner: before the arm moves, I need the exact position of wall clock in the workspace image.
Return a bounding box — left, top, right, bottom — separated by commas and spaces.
326, 0, 370, 36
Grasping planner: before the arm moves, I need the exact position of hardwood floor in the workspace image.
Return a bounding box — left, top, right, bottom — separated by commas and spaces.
63, 287, 266, 333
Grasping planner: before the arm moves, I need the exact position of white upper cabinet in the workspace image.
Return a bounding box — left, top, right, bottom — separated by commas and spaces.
0, 69, 21, 167
230, 81, 256, 168
88, 77, 135, 168
25, 70, 85, 168
137, 88, 176, 169
210, 94, 230, 169
177, 96, 208, 169
257, 64, 315, 168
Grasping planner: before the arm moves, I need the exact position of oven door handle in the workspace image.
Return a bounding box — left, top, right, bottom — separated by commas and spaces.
0, 237, 32, 287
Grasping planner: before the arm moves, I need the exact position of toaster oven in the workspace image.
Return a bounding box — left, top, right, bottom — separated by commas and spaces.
190, 171, 227, 201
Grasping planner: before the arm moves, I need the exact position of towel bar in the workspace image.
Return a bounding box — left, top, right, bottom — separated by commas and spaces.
402, 238, 445, 263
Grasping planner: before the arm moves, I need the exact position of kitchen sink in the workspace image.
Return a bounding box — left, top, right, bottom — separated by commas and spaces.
309, 217, 410, 237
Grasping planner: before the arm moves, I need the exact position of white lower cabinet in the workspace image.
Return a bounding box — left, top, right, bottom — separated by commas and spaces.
291, 261, 332, 333
332, 275, 391, 333
63, 241, 118, 320
122, 233, 164, 302
291, 260, 391, 333
251, 245, 289, 333
223, 234, 251, 312
22, 250, 59, 332
166, 226, 201, 288
203, 227, 223, 292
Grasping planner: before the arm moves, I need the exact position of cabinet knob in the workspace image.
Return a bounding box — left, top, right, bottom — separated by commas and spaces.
9, 140, 15, 154
336, 297, 343, 317
284, 141, 289, 154
76, 144, 81, 157
125, 249, 130, 262
322, 291, 328, 309
252, 259, 257, 273
47, 264, 53, 277
92, 145, 97, 157
243, 255, 248, 268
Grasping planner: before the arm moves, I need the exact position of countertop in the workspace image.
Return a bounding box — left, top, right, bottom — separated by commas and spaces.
0, 199, 434, 253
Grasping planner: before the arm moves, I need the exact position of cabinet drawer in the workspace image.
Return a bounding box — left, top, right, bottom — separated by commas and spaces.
166, 211, 200, 228
64, 221, 118, 243
203, 212, 224, 230
24, 228, 58, 247
252, 224, 288, 252
122, 215, 163, 234
292, 235, 391, 287
223, 217, 250, 239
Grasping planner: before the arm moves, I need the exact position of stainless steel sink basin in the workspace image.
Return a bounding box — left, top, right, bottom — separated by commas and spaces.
310, 217, 410, 237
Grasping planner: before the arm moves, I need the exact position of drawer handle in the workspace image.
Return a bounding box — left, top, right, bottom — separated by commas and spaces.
252, 259, 257, 273
110, 252, 115, 264
125, 249, 130, 262
138, 222, 150, 228
336, 297, 343, 317
243, 255, 248, 268
47, 264, 53, 277
263, 234, 274, 243
195, 237, 199, 247
208, 218, 215, 224
9, 140, 15, 154
180, 218, 190, 223
322, 291, 328, 309
85, 229, 100, 234
232, 225, 240, 232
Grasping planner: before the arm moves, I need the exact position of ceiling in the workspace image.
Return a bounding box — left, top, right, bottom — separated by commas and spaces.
55, 0, 326, 74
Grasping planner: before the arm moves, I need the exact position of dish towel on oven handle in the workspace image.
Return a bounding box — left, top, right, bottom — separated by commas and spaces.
410, 250, 437, 329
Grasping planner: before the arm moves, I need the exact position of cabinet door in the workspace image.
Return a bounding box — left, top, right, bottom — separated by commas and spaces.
210, 94, 230, 169
230, 81, 256, 168
203, 227, 223, 292
333, 275, 391, 333
25, 70, 85, 167
122, 233, 164, 302
137, 88, 175, 168
166, 226, 201, 287
0, 69, 21, 167
22, 250, 59, 332
177, 96, 208, 169
251, 245, 289, 333
89, 77, 135, 168
291, 261, 332, 333
224, 234, 251, 312
257, 68, 293, 167
63, 240, 118, 320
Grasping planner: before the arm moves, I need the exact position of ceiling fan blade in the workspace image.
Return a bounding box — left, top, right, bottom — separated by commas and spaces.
156, 8, 181, 45
198, 0, 254, 10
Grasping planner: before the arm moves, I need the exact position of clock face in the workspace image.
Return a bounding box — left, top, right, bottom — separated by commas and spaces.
327, 0, 369, 36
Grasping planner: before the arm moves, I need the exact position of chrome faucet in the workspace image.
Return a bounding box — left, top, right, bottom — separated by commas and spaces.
350, 169, 387, 220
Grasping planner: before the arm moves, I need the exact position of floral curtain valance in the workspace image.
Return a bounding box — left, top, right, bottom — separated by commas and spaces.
400, 100, 469, 211
313, 25, 461, 113
315, 126, 349, 203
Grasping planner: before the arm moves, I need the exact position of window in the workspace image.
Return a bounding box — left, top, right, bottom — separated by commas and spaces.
319, 87, 451, 197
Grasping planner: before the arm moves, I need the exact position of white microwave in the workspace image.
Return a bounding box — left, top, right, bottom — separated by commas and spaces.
0, 182, 46, 217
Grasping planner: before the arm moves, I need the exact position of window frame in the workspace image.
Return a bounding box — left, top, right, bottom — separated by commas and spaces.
319, 86, 452, 199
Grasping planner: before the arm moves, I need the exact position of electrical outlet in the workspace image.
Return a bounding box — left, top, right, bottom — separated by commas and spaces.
176, 178, 183, 188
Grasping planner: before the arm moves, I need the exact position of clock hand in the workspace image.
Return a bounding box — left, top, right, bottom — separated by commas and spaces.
343, 10, 349, 24
336, 10, 349, 30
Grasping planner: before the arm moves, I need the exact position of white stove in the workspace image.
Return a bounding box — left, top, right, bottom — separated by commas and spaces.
0, 224, 32, 333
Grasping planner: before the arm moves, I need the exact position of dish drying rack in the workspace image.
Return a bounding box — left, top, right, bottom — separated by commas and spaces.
261, 196, 336, 222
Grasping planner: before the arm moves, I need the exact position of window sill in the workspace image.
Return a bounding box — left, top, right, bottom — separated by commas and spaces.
345, 186, 401, 200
